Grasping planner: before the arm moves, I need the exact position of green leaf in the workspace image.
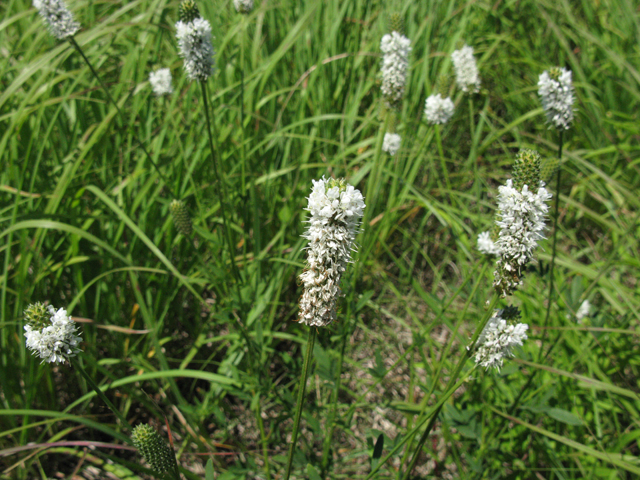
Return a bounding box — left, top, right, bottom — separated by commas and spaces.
306, 464, 322, 480
205, 459, 215, 480
547, 408, 583, 426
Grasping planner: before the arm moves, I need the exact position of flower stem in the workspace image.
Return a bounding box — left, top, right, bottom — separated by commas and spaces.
398, 294, 499, 480
67, 37, 172, 195
434, 124, 452, 196
73, 358, 132, 434
284, 328, 317, 480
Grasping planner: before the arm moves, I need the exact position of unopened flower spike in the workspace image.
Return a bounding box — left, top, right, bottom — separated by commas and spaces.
33, 0, 80, 40
149, 69, 173, 96
451, 44, 481, 94
175, 1, 215, 82
382, 133, 401, 156
538, 67, 575, 130
298, 177, 365, 327
424, 93, 454, 125
493, 149, 552, 296
234, 0, 254, 14
131, 424, 178, 474
170, 199, 193, 236
24, 303, 82, 364
380, 31, 411, 109
473, 307, 528, 370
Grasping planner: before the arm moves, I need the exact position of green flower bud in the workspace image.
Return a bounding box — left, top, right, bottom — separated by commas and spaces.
512, 148, 541, 191
170, 199, 193, 236
179, 0, 201, 23
539, 156, 559, 184
131, 424, 176, 474
389, 12, 403, 34
24, 302, 50, 331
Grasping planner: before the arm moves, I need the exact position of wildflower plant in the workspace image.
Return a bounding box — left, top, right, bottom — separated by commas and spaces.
424, 93, 454, 125
175, 16, 215, 82
23, 303, 81, 364
233, 0, 254, 14
473, 308, 529, 369
33, 0, 80, 40
477, 231, 500, 255
451, 44, 481, 94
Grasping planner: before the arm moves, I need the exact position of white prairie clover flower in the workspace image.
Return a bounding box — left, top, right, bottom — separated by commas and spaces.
233, 0, 253, 13
424, 94, 454, 125
380, 31, 411, 108
473, 309, 528, 370
493, 179, 552, 296
298, 177, 365, 327
477, 231, 500, 255
382, 133, 401, 156
23, 303, 81, 364
149, 68, 173, 96
576, 299, 591, 322
451, 45, 480, 94
175, 17, 215, 81
538, 67, 575, 130
33, 0, 80, 40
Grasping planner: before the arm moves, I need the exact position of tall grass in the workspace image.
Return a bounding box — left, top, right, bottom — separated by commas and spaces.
1, 0, 639, 478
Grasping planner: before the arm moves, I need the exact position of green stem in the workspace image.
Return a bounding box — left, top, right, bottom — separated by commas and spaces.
399, 294, 499, 479
73, 358, 132, 434
68, 37, 172, 195
255, 404, 272, 480
239, 16, 247, 195
284, 328, 317, 480
434, 124, 452, 197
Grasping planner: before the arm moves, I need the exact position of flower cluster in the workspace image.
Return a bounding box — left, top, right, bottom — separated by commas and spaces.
451, 45, 481, 94
298, 178, 365, 327
424, 94, 454, 125
149, 69, 173, 96
382, 133, 401, 156
380, 31, 411, 108
24, 303, 81, 364
575, 299, 591, 323
538, 67, 574, 130
33, 0, 80, 40
175, 17, 215, 81
477, 231, 499, 255
233, 0, 254, 13
473, 309, 529, 370
493, 179, 552, 296
131, 424, 177, 474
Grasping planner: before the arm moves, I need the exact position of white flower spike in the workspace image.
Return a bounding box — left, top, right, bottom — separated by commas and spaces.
538, 67, 575, 130
298, 177, 365, 327
451, 45, 481, 94
382, 133, 401, 156
175, 17, 215, 81
380, 31, 411, 108
424, 94, 454, 125
24, 303, 82, 364
473, 309, 528, 370
477, 231, 500, 255
33, 0, 80, 40
149, 69, 173, 96
233, 0, 253, 13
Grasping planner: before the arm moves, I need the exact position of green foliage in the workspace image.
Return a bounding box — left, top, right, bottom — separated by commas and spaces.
1, 0, 639, 478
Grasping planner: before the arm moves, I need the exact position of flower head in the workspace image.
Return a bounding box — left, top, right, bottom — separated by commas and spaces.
23, 303, 81, 364
175, 17, 215, 81
382, 133, 401, 156
538, 67, 575, 130
380, 31, 411, 108
576, 299, 591, 322
298, 177, 365, 327
149, 69, 173, 96
233, 0, 253, 13
451, 45, 480, 94
33, 0, 80, 40
131, 424, 177, 474
477, 231, 500, 255
493, 179, 552, 296
170, 199, 192, 236
473, 309, 529, 370
424, 94, 454, 125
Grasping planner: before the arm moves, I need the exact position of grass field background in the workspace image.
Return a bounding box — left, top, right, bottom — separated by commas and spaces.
1, 0, 640, 478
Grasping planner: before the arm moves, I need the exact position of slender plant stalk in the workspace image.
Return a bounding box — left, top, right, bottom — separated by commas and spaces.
399, 294, 499, 479
434, 124, 452, 196
284, 328, 317, 480
67, 37, 172, 194
255, 404, 272, 480
73, 358, 132, 433
239, 15, 247, 195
